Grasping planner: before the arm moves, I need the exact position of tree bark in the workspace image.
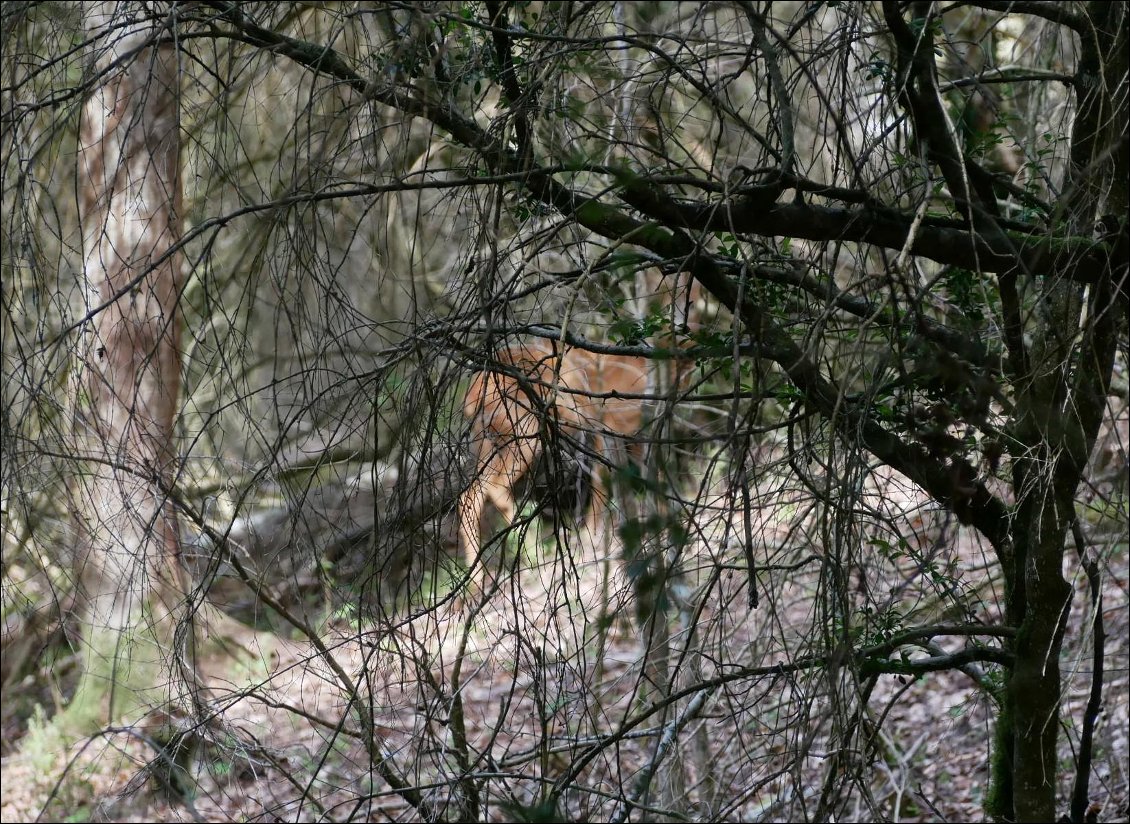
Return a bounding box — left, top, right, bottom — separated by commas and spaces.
997, 4, 1126, 819
72, 1, 186, 723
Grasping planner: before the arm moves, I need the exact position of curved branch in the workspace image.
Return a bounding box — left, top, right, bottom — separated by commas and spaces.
958, 1, 1090, 34
860, 646, 1014, 676
627, 190, 1113, 284
862, 623, 1016, 660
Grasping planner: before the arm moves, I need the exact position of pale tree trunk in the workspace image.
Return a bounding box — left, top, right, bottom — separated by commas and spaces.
70, 1, 188, 727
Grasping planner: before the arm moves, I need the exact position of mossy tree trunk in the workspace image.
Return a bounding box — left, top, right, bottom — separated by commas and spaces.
993, 4, 1127, 820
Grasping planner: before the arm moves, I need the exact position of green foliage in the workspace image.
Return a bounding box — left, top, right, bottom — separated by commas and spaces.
862, 52, 893, 83
609, 315, 663, 346
938, 266, 990, 324
856, 602, 907, 647
716, 231, 742, 259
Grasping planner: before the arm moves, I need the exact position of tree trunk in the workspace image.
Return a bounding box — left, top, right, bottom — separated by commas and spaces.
992, 4, 1127, 820
71, 0, 186, 725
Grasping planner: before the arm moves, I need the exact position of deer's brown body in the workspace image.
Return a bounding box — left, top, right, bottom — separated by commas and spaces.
458, 340, 653, 575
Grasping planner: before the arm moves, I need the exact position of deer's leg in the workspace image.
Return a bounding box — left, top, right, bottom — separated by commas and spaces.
458, 478, 488, 570
461, 401, 541, 573
479, 442, 521, 531
582, 430, 614, 543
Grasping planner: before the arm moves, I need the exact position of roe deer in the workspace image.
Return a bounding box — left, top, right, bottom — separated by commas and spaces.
458, 339, 666, 581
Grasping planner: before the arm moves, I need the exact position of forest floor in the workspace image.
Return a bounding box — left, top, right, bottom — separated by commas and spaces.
2, 503, 1127, 823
